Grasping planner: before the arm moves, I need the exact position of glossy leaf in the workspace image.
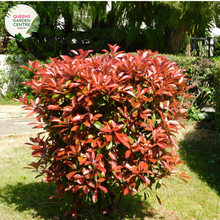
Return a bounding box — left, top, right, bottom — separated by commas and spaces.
19, 44, 192, 218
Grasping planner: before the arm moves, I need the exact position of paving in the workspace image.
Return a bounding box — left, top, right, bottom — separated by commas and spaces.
0, 105, 43, 136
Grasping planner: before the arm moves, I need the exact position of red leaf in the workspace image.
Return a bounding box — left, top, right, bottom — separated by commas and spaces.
63, 106, 72, 112
92, 189, 98, 203
138, 174, 150, 185
138, 161, 145, 171
20, 65, 33, 72
152, 129, 157, 142
86, 181, 95, 188
98, 178, 105, 183
108, 151, 117, 160
65, 209, 72, 216
29, 60, 39, 70
37, 123, 44, 129
113, 171, 122, 180
70, 145, 76, 153
179, 172, 191, 179
156, 195, 161, 205
32, 150, 44, 156
115, 132, 130, 148
139, 201, 145, 206
83, 185, 90, 194
99, 185, 108, 194
73, 174, 84, 179
71, 114, 85, 122
124, 187, 130, 196
95, 153, 103, 162
71, 125, 80, 131
78, 156, 87, 165
72, 97, 76, 108
157, 142, 167, 149
96, 164, 106, 173
49, 117, 62, 122
67, 171, 78, 179
25, 111, 35, 118
72, 185, 83, 193
29, 99, 35, 106
47, 105, 61, 110
106, 134, 112, 141
70, 49, 79, 55
125, 150, 131, 158
72, 209, 77, 219
30, 145, 42, 150
100, 127, 112, 133
49, 195, 58, 199
93, 113, 103, 121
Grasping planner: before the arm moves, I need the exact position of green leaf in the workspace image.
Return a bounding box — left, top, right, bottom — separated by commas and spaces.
106, 140, 113, 150
128, 136, 134, 143
52, 94, 60, 98
152, 112, 156, 125
65, 80, 71, 87
79, 123, 85, 131
155, 180, 162, 190
123, 123, 127, 129
14, 33, 24, 40
97, 98, 106, 106
58, 97, 65, 105
65, 93, 75, 100
94, 121, 102, 130
26, 15, 40, 34
118, 117, 125, 122
104, 112, 111, 119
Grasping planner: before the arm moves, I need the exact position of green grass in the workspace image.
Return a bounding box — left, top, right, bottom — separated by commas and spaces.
0, 99, 21, 105
0, 119, 220, 219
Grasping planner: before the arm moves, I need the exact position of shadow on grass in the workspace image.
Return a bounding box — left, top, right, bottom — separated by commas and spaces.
0, 181, 163, 219
179, 116, 220, 196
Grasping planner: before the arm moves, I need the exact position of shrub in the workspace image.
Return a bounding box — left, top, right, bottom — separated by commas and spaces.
0, 39, 53, 99
213, 36, 220, 57
213, 58, 220, 132
0, 39, 33, 99
17, 44, 191, 218
162, 54, 214, 110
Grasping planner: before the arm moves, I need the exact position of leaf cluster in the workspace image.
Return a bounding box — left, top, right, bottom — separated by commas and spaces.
163, 54, 215, 110
17, 44, 191, 218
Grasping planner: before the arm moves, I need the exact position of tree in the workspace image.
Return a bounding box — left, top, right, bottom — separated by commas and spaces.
1, 1, 219, 57
159, 1, 218, 54
115, 1, 219, 54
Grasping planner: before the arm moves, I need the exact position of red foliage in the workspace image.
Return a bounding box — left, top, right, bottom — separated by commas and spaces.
18, 44, 191, 218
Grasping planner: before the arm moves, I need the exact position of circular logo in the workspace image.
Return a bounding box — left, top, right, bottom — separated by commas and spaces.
4, 4, 40, 39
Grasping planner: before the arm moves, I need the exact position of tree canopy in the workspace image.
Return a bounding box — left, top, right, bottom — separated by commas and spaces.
1, 1, 220, 58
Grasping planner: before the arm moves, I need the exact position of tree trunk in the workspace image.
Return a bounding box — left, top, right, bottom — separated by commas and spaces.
106, 1, 116, 29
165, 25, 186, 54
92, 15, 107, 29
63, 12, 73, 34
106, 191, 120, 219
62, 11, 73, 54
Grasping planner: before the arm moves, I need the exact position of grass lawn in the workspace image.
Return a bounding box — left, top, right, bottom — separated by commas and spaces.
0, 99, 21, 105
0, 119, 219, 219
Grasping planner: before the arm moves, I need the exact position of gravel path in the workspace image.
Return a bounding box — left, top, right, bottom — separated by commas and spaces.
0, 105, 43, 136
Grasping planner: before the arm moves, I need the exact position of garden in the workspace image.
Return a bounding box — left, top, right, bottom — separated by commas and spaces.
0, 2, 220, 220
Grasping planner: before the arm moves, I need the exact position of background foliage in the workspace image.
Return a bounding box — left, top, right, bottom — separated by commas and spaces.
163, 55, 215, 110
1, 1, 220, 58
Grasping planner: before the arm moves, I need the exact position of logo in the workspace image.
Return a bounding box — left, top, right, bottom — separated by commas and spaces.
4, 4, 40, 39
